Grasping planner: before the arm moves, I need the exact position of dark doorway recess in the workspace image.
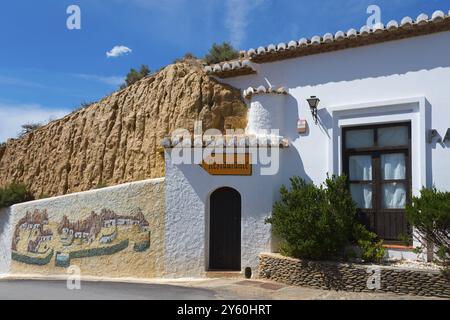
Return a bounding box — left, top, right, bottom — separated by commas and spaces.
209, 187, 241, 271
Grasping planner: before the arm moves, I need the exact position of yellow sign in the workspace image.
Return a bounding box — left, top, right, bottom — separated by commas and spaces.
200, 154, 252, 176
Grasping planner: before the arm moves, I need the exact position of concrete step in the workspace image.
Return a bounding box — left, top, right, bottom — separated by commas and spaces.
206, 271, 243, 279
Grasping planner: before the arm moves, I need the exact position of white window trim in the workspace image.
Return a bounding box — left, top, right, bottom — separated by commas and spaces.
327, 96, 428, 197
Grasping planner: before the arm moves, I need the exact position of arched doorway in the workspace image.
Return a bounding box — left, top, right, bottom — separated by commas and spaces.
209, 187, 241, 271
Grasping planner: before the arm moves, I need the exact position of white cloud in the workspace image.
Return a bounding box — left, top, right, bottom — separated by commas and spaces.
0, 75, 51, 89
0, 103, 71, 142
75, 74, 124, 86
225, 0, 266, 48
106, 45, 132, 58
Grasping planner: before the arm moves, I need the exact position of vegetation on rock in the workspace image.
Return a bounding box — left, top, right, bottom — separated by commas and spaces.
19, 123, 43, 138
120, 65, 151, 89
95, 181, 109, 189
0, 142, 5, 160
0, 183, 34, 208
204, 42, 239, 64
173, 52, 198, 64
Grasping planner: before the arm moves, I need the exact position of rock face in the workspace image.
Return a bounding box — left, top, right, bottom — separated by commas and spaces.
0, 60, 248, 197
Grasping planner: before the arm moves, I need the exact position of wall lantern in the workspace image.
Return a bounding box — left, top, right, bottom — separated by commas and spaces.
307, 96, 320, 124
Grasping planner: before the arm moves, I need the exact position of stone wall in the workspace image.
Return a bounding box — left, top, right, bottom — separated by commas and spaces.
259, 253, 450, 298
3, 178, 166, 279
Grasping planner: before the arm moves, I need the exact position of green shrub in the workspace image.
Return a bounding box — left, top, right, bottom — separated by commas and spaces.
0, 143, 6, 165
204, 42, 239, 65
406, 187, 450, 265
71, 100, 97, 113
343, 246, 358, 262
353, 224, 385, 263
266, 176, 357, 260
0, 183, 34, 208
95, 181, 109, 189
120, 65, 151, 89
18, 123, 43, 138
398, 232, 413, 247
173, 52, 198, 64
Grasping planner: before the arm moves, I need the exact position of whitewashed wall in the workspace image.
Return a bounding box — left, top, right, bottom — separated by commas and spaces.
157, 31, 450, 266
247, 95, 289, 135
223, 32, 450, 193
214, 32, 450, 260
0, 208, 12, 275
164, 151, 279, 278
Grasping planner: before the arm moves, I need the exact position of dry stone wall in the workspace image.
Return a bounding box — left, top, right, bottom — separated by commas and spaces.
259, 253, 450, 298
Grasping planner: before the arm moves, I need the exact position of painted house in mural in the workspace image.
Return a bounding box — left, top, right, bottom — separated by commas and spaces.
99, 230, 117, 244
18, 210, 49, 230
8, 206, 152, 269
162, 10, 450, 276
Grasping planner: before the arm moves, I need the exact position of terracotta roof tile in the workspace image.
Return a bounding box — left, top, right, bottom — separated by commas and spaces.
249, 10, 450, 64
206, 9, 450, 77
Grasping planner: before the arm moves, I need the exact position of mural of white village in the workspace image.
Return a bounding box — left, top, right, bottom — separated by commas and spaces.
11, 208, 151, 268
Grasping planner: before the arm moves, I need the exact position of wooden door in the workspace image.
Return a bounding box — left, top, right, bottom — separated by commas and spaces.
209, 187, 241, 271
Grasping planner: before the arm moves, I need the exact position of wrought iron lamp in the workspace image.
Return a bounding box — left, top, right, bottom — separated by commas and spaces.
307, 96, 320, 125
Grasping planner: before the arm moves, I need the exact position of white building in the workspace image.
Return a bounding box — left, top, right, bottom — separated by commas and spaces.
162, 10, 450, 278
117, 218, 134, 226
99, 230, 117, 244
103, 219, 116, 228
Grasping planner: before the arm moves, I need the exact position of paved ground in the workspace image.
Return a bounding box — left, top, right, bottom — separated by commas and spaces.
0, 278, 443, 300
0, 279, 216, 300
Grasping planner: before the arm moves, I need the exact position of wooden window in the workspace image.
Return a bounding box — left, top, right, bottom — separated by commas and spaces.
342, 123, 412, 243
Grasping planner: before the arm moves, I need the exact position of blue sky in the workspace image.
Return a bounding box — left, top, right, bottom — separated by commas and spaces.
0, 0, 449, 141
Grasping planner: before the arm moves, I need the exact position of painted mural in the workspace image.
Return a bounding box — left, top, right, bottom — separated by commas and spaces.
0, 179, 166, 278
11, 208, 154, 276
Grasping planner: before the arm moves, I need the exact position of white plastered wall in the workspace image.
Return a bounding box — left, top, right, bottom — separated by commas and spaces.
213, 31, 450, 262
0, 208, 12, 275
164, 150, 281, 278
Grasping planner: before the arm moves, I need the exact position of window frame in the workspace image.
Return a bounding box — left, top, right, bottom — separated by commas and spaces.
342, 122, 412, 243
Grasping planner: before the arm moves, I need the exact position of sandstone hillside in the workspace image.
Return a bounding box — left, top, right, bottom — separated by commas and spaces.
0, 60, 248, 197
